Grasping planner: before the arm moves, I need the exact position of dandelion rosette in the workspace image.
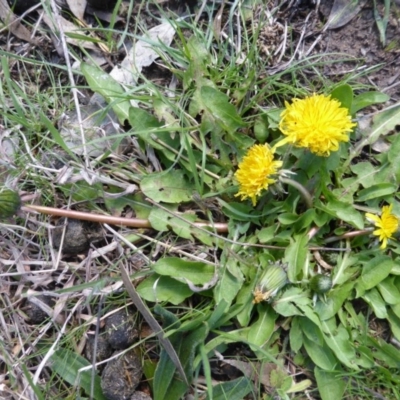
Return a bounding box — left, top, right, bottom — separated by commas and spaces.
235, 144, 283, 206
366, 204, 399, 249
276, 94, 357, 156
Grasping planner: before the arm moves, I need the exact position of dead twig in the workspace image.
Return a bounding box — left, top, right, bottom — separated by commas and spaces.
22, 204, 229, 233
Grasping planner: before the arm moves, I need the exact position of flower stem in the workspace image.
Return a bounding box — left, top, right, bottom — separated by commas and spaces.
280, 177, 313, 209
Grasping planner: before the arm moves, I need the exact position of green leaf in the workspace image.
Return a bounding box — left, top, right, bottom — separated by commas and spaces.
154, 321, 208, 400
351, 91, 389, 114
321, 320, 357, 369
356, 183, 397, 202
378, 277, 400, 305
61, 181, 103, 203
388, 308, 400, 342
167, 325, 208, 399
356, 255, 393, 295
21, 364, 45, 400
81, 63, 130, 124
350, 162, 377, 188
129, 106, 162, 130
141, 170, 195, 203
314, 368, 346, 400
278, 213, 298, 225
39, 112, 77, 159
152, 257, 215, 285
136, 274, 193, 305
330, 84, 353, 111
299, 318, 324, 346
205, 377, 253, 400
153, 310, 183, 400
273, 287, 310, 317
199, 86, 245, 134
148, 207, 214, 245
387, 133, 400, 182
358, 104, 400, 148
214, 259, 244, 307
248, 303, 277, 349
373, 0, 390, 45
289, 316, 303, 352
207, 299, 230, 330
318, 197, 364, 229
257, 226, 276, 243
315, 282, 354, 321
285, 233, 309, 282
235, 283, 255, 327
363, 288, 387, 319
366, 336, 400, 368
183, 37, 210, 88
49, 347, 106, 399
303, 335, 337, 370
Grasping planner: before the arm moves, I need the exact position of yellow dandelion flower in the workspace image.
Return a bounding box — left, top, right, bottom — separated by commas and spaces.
366, 204, 399, 249
235, 144, 283, 206
276, 94, 357, 156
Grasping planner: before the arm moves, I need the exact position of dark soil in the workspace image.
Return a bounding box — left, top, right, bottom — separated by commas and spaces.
318, 0, 400, 99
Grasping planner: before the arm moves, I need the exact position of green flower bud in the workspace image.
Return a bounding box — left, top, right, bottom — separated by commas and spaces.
0, 187, 21, 219
310, 274, 332, 294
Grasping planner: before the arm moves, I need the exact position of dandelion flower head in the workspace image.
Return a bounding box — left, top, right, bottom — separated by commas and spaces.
366, 204, 399, 249
235, 144, 282, 206
276, 94, 357, 156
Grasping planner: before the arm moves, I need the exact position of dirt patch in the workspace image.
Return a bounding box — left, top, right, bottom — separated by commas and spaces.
318, 0, 400, 98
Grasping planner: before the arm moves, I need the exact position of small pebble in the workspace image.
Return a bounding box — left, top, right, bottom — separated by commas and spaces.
130, 391, 152, 400
25, 295, 53, 324
52, 218, 103, 255
101, 349, 142, 400
105, 309, 138, 350
85, 333, 113, 367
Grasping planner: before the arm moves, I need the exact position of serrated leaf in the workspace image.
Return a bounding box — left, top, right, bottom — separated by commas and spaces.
319, 197, 364, 229
199, 86, 245, 135
357, 104, 400, 148
350, 162, 377, 188
356, 183, 397, 202
141, 171, 195, 203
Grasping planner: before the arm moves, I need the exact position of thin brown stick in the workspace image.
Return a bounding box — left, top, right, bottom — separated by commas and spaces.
22, 204, 229, 233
